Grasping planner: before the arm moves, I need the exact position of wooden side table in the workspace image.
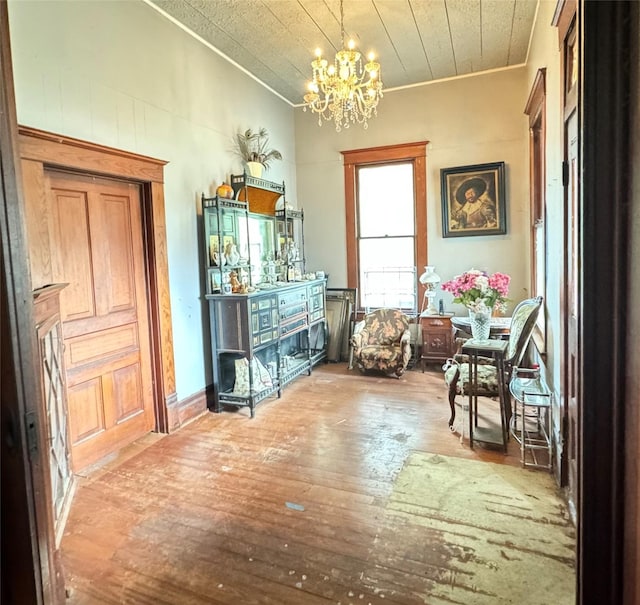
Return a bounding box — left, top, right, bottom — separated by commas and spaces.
420, 313, 454, 370
462, 338, 509, 451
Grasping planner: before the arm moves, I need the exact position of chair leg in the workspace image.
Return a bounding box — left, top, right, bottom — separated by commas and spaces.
447, 368, 461, 429
448, 384, 458, 429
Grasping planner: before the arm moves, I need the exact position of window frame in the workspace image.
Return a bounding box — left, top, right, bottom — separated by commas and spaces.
342, 142, 428, 314
524, 68, 547, 353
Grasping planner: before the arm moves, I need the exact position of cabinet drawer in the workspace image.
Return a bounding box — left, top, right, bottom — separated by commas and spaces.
280, 302, 308, 321
278, 288, 307, 308
280, 316, 308, 336
421, 316, 451, 328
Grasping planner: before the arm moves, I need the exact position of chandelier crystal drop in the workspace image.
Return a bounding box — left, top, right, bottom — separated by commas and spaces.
303, 0, 383, 132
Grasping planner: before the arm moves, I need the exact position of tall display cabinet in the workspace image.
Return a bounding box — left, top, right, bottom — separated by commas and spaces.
33, 284, 74, 544
203, 173, 326, 417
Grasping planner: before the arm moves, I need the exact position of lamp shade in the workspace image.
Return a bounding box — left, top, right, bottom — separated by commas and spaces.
419, 266, 441, 286
419, 266, 441, 315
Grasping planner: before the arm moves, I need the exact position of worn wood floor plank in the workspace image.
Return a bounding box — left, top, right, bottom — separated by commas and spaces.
62, 363, 553, 605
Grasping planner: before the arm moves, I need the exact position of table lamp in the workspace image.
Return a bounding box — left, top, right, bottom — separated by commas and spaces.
419, 266, 441, 315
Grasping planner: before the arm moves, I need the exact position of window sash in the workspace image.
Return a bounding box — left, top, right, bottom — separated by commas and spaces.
341, 142, 429, 315
356, 163, 416, 313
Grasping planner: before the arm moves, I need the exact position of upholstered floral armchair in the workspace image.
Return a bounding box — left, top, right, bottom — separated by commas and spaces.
351, 309, 412, 377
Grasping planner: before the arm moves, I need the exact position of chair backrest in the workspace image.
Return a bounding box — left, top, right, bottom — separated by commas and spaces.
363, 308, 409, 346
505, 296, 543, 365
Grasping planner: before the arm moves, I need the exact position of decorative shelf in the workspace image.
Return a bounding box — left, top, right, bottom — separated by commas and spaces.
231, 173, 285, 215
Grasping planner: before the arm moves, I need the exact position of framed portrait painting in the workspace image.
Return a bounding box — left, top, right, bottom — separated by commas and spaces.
441, 161, 506, 237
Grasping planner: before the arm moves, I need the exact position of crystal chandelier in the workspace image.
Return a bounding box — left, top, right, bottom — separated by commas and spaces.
303, 0, 383, 132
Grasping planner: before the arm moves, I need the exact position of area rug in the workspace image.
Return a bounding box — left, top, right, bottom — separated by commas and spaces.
376, 452, 575, 605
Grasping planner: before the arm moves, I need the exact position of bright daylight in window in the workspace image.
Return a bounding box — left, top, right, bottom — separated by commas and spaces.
357, 163, 415, 312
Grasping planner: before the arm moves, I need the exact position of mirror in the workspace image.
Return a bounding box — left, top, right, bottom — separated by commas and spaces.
242, 213, 276, 285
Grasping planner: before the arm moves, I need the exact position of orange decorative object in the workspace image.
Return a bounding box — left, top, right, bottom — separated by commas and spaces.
216, 182, 234, 199
229, 270, 241, 293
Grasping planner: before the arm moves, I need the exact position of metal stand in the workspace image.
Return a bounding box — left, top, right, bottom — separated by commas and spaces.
509, 368, 552, 470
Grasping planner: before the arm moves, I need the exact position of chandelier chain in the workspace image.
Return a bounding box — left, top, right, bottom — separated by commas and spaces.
339, 0, 345, 49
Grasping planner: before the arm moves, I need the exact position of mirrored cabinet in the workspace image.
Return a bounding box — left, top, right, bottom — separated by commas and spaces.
202, 174, 325, 417
202, 196, 251, 294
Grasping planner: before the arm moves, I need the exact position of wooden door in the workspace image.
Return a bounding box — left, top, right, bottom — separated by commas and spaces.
566, 106, 579, 514
47, 171, 154, 471
562, 16, 580, 517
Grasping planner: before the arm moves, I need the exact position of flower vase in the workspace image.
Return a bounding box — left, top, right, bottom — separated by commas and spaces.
245, 161, 263, 178
468, 308, 492, 341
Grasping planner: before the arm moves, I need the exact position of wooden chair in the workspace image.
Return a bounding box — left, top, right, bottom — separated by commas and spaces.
443, 296, 543, 430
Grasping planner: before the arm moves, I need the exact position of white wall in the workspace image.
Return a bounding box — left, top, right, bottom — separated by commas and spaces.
295, 67, 531, 315
7, 0, 296, 401
7, 0, 563, 409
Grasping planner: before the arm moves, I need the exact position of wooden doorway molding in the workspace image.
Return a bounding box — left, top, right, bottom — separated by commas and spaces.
18, 126, 178, 433
1, 3, 66, 601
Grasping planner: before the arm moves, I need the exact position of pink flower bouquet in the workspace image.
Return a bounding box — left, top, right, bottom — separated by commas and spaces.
441, 269, 510, 313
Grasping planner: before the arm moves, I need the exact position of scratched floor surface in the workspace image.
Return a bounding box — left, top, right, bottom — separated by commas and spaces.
61, 363, 575, 604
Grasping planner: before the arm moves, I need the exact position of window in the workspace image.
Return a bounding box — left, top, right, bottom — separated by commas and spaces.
342, 142, 428, 314
358, 163, 416, 311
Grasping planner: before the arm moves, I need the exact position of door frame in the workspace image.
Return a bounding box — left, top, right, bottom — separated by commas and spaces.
580, 1, 637, 603
18, 127, 178, 433
1, 1, 65, 601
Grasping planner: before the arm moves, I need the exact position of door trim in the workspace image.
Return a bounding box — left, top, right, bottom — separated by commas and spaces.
581, 1, 636, 603
18, 126, 183, 433
1, 3, 65, 600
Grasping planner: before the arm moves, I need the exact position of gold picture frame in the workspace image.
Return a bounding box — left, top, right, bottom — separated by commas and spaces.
441, 161, 506, 237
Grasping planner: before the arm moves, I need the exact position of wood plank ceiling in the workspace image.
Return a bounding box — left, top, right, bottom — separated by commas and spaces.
148, 0, 539, 104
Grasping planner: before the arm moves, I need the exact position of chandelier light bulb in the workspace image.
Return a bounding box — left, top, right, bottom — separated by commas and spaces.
348, 39, 355, 50
368, 52, 375, 61
315, 48, 322, 58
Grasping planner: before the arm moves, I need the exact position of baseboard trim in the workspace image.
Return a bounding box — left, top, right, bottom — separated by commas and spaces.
166, 387, 210, 432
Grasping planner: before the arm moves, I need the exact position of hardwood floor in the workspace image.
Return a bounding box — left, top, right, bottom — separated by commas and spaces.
61, 363, 530, 604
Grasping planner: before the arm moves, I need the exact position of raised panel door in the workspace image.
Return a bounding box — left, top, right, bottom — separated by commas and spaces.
47, 171, 154, 471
